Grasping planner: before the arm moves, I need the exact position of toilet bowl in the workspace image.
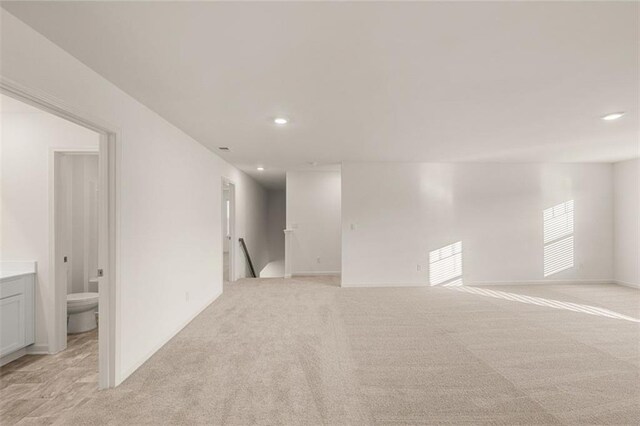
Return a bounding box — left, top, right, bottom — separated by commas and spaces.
67, 292, 99, 334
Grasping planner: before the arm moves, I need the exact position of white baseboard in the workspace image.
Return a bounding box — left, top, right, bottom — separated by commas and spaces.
116, 287, 223, 386
26, 344, 50, 355
292, 271, 341, 277
613, 280, 640, 289
340, 279, 639, 289
468, 279, 615, 286
341, 282, 426, 288
0, 344, 51, 367
1, 348, 27, 366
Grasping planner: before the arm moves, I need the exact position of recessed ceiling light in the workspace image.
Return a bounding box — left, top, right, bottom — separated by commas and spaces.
274, 117, 288, 125
601, 112, 625, 121
257, 167, 265, 171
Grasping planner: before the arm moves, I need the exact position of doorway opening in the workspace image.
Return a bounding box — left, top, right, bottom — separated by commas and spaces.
222, 179, 236, 284
55, 151, 100, 338
1, 82, 116, 389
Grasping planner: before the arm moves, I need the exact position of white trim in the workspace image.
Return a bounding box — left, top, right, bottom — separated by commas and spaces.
341, 282, 427, 288
26, 344, 49, 355
468, 279, 615, 286
117, 289, 223, 384
0, 77, 119, 134
1, 76, 119, 389
613, 280, 640, 289
103, 131, 119, 389
342, 279, 640, 289
292, 271, 341, 277
284, 229, 294, 279
221, 178, 236, 283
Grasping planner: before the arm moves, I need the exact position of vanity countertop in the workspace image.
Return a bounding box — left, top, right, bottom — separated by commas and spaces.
0, 262, 36, 281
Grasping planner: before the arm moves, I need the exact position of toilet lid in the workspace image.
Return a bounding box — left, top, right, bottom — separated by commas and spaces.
67, 292, 99, 302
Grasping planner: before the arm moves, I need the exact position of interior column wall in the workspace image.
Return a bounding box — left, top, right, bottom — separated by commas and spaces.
286, 170, 341, 276
613, 158, 639, 287
267, 189, 286, 264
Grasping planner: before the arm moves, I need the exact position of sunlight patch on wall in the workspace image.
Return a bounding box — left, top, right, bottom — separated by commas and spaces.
429, 241, 463, 286
543, 200, 574, 276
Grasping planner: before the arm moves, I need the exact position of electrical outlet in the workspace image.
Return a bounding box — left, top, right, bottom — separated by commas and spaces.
350, 223, 356, 231
317, 257, 321, 263
185, 291, 190, 302
417, 264, 421, 272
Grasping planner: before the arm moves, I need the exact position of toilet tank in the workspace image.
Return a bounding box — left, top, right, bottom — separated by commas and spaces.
88, 277, 99, 293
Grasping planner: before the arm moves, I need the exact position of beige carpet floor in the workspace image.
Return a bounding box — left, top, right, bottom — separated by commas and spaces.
13, 277, 640, 424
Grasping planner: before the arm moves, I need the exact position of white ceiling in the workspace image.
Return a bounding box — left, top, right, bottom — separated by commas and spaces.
3, 1, 638, 189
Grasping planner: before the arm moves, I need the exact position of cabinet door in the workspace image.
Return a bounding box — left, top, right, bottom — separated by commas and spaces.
0, 293, 26, 357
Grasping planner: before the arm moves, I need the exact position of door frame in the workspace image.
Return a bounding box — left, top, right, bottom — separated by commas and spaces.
221, 178, 236, 283
1, 77, 118, 389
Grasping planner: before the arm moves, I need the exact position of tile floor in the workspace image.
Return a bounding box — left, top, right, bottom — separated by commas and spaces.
1, 329, 98, 425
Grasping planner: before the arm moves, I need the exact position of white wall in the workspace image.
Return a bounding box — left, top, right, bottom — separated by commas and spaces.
236, 178, 270, 278
259, 189, 286, 278
1, 9, 269, 384
1, 106, 100, 350
286, 171, 341, 275
267, 189, 285, 263
613, 158, 639, 287
342, 162, 614, 287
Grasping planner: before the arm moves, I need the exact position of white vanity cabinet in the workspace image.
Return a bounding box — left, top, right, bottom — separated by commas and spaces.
0, 262, 36, 359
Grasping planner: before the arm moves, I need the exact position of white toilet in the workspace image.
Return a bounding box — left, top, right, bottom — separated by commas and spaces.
67, 292, 99, 334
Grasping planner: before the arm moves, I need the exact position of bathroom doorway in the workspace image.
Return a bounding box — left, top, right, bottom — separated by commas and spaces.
1, 82, 117, 389
54, 151, 100, 337
222, 179, 236, 284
